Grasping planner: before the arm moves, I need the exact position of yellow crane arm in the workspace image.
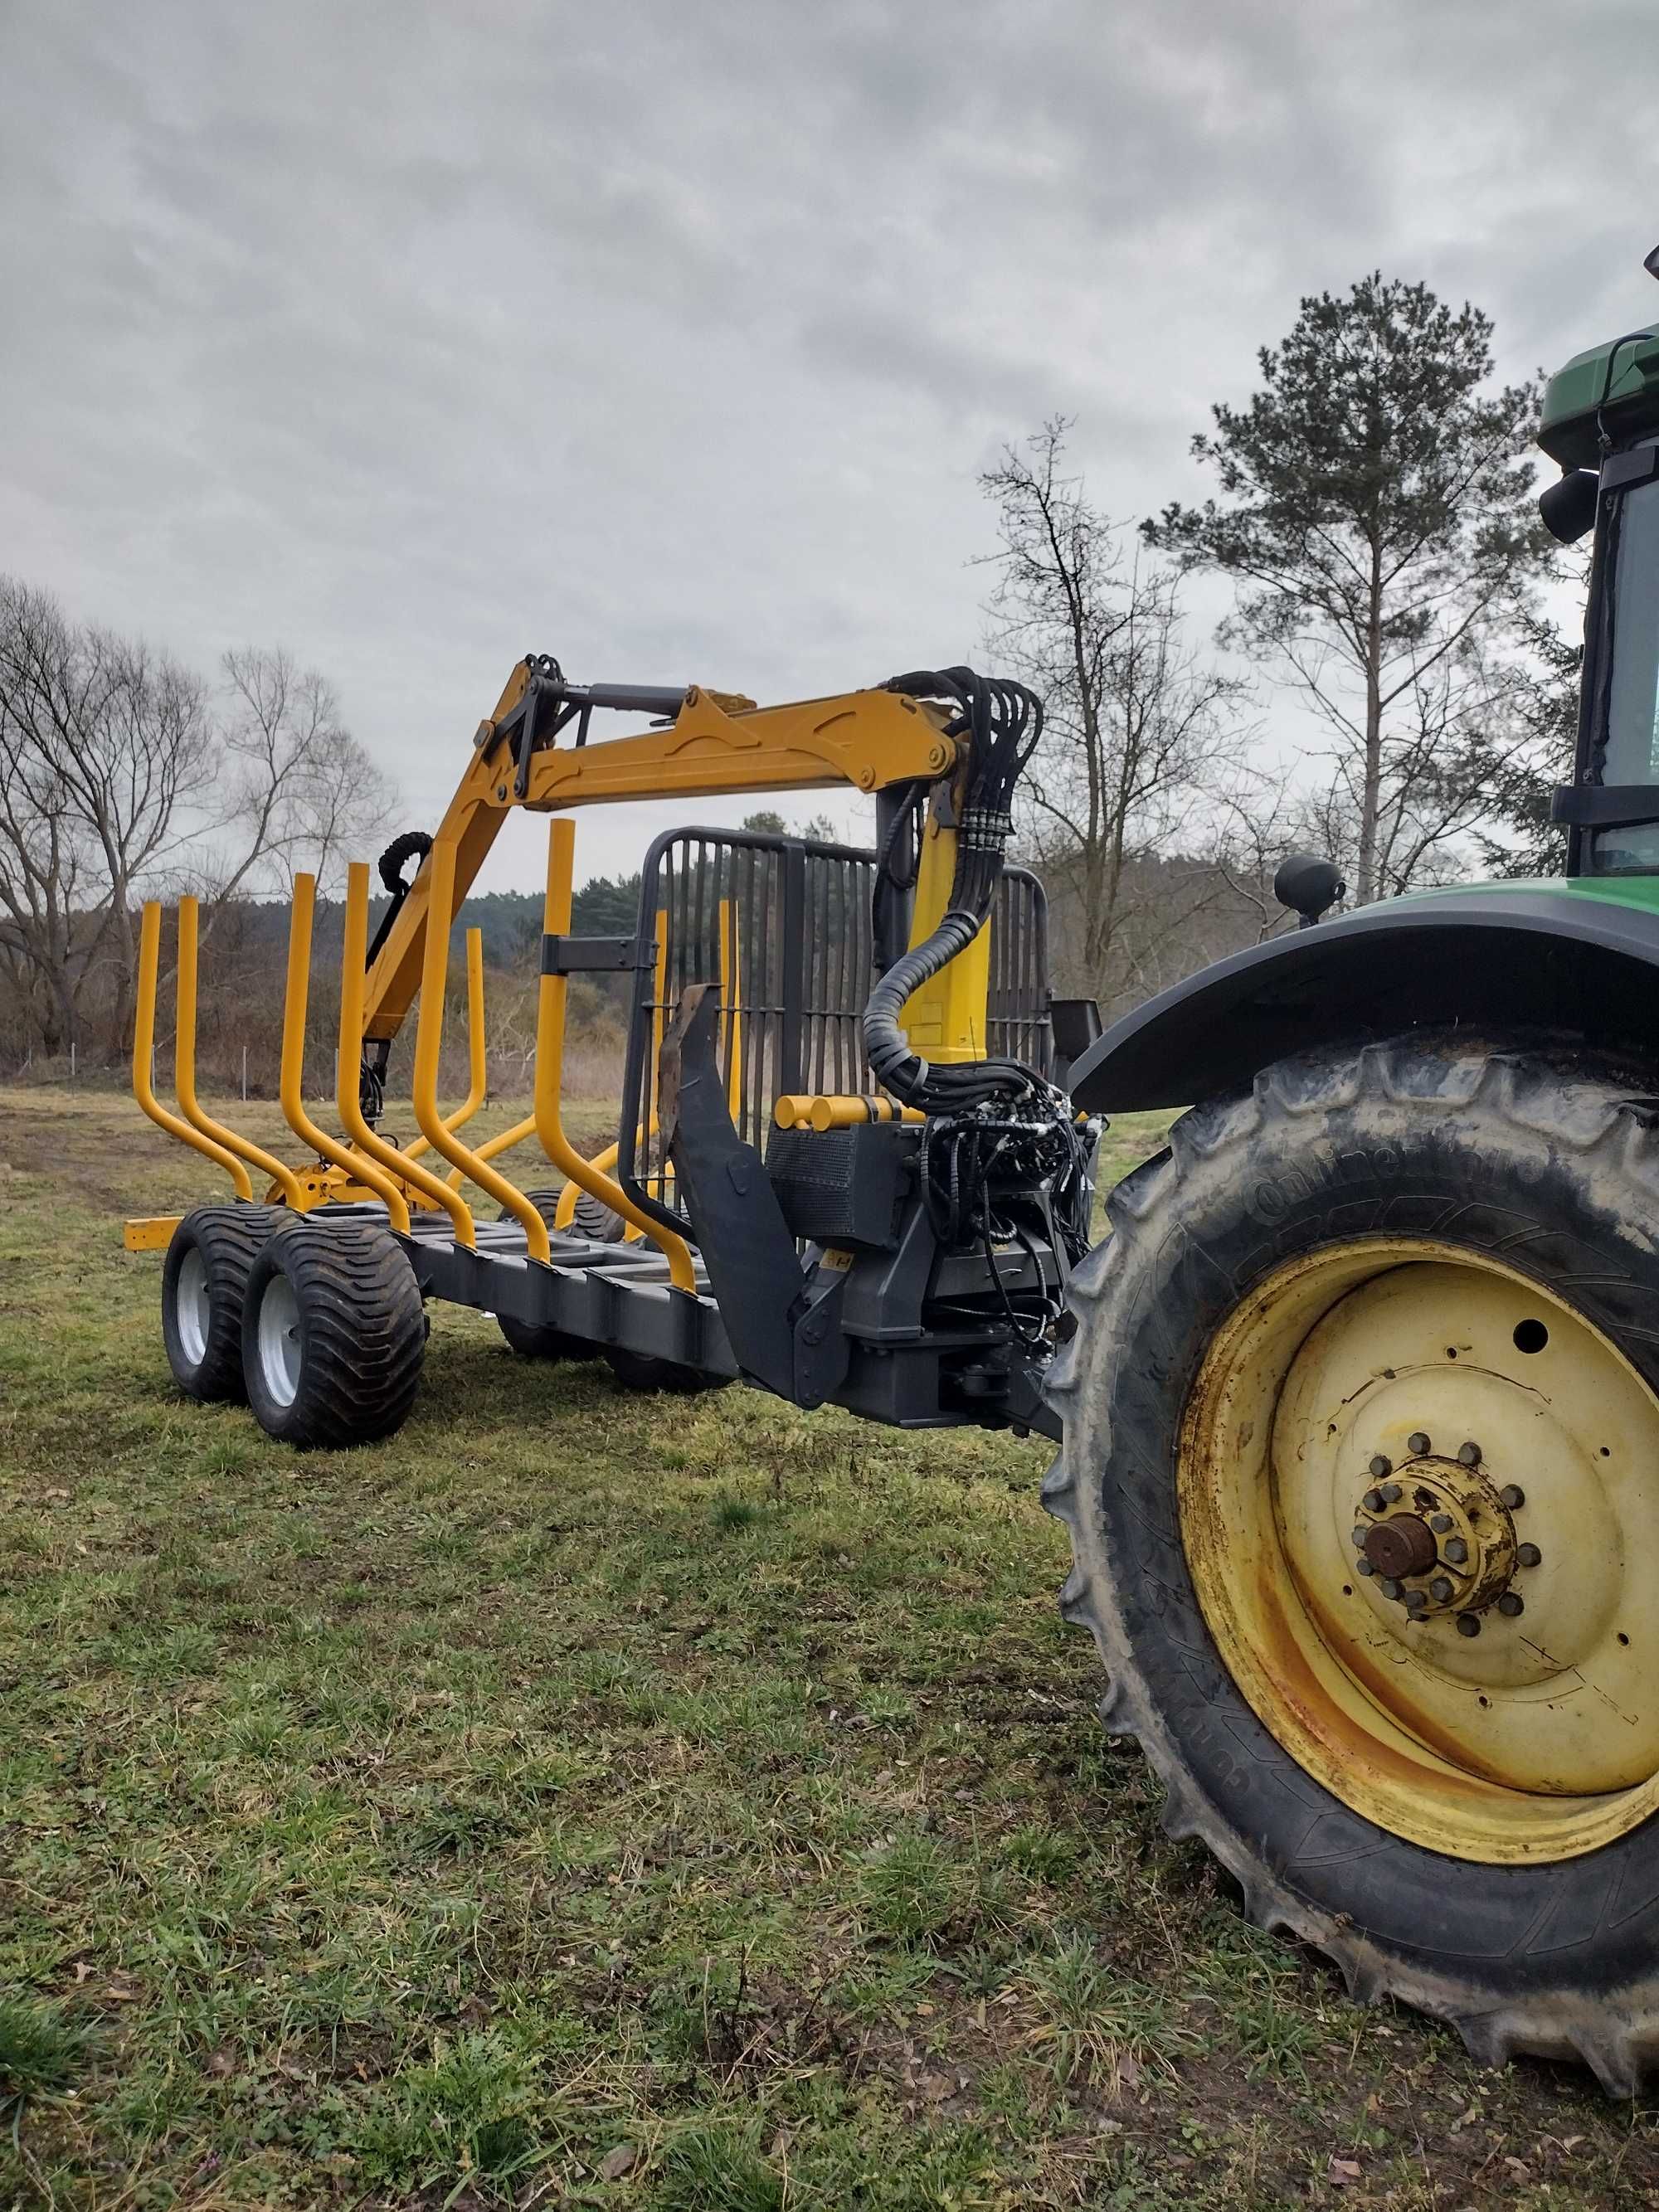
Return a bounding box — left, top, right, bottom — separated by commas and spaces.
358, 669, 960, 1046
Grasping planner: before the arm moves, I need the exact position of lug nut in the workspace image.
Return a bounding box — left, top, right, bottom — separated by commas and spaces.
1379, 1481, 1403, 1504
1369, 1455, 1392, 1479
1444, 1538, 1469, 1564
1497, 1592, 1525, 1617
1457, 1441, 1482, 1466
1363, 1488, 1386, 1513
1516, 1544, 1542, 1568
1356, 1558, 1375, 1577
1430, 1576, 1454, 1603
1429, 1513, 1453, 1534
1408, 1432, 1431, 1456
1500, 1485, 1525, 1511
1379, 1577, 1403, 1601
1350, 1526, 1370, 1550
1457, 1614, 1481, 1637
1405, 1591, 1428, 1615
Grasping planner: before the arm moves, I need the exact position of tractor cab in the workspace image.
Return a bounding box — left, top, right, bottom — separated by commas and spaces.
1539, 318, 1659, 875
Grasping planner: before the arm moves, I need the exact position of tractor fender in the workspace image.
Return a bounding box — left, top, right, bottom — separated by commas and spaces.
1068, 882, 1659, 1113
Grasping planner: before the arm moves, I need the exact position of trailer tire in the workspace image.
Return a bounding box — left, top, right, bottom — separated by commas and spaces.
241, 1218, 425, 1447
161, 1203, 287, 1403
1046, 1033, 1659, 2096
514, 1188, 627, 1245
495, 1193, 594, 1360
568, 1190, 628, 1242
497, 1313, 590, 1361
605, 1347, 730, 1394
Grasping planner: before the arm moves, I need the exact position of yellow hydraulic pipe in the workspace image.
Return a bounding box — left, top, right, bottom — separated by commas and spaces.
338, 860, 476, 1242
174, 896, 304, 1206
131, 900, 252, 1196
280, 874, 409, 1232
404, 926, 486, 1163
773, 1093, 926, 1131
412, 841, 551, 1264
536, 819, 696, 1291
900, 806, 990, 1064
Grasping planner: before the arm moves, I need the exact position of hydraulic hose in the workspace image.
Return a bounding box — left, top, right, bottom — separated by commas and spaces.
860, 667, 1044, 1113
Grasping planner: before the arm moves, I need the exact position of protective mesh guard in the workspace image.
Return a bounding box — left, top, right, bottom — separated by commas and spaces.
616, 825, 1050, 1235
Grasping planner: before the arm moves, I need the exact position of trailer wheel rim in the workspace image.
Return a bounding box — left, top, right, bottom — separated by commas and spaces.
256, 1273, 303, 1409
1180, 1237, 1659, 1863
176, 1247, 211, 1369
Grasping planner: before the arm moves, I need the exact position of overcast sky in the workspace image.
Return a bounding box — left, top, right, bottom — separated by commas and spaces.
3, 0, 1656, 890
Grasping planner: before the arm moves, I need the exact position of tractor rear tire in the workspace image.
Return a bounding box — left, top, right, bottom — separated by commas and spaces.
241, 1218, 425, 1448
1047, 1034, 1659, 2095
161, 1203, 287, 1403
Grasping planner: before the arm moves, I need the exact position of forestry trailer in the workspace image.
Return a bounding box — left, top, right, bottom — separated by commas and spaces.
128, 299, 1659, 2093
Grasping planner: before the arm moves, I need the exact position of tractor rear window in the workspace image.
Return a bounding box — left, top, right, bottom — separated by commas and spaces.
1590, 472, 1659, 872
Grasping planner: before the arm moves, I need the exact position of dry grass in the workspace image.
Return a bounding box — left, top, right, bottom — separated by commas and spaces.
1, 1087, 1656, 2208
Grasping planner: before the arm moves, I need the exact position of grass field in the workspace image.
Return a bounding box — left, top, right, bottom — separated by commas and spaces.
3, 1086, 1658, 2209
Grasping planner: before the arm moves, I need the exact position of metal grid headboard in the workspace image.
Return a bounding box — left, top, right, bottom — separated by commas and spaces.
990, 866, 1053, 1072
616, 827, 1051, 1237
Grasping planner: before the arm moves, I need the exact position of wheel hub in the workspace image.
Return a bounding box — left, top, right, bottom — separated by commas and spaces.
1180, 1240, 1659, 1859
1350, 1441, 1521, 1628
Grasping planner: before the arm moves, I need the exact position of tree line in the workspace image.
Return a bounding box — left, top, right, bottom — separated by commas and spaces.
0, 271, 1583, 1077
982, 274, 1577, 1010
0, 582, 395, 1067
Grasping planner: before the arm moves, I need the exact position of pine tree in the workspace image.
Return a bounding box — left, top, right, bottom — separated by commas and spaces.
1146, 275, 1547, 902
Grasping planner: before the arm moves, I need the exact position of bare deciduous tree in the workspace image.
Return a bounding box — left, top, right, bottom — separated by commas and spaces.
200, 647, 394, 904
0, 577, 398, 1065
980, 421, 1254, 996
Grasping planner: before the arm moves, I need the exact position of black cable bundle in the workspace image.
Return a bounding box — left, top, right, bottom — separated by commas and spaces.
859, 665, 1102, 1320
862, 667, 1044, 1113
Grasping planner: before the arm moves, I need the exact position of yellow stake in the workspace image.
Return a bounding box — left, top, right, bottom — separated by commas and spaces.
174, 896, 304, 1205
337, 861, 475, 1242
130, 900, 251, 1196
411, 840, 552, 1264
280, 874, 410, 1231
535, 820, 696, 1291
405, 926, 487, 1163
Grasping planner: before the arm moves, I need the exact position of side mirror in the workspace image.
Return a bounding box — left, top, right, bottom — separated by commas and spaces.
1274, 853, 1345, 928
1540, 468, 1599, 546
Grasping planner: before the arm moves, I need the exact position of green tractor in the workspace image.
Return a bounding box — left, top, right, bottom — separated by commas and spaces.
130, 287, 1659, 2096
1050, 303, 1659, 2093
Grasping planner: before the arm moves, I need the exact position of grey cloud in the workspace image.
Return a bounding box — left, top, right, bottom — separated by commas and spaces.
2, 0, 1655, 876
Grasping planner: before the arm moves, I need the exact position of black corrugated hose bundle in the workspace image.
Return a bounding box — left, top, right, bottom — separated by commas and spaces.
863, 666, 1045, 1112
861, 667, 1097, 1283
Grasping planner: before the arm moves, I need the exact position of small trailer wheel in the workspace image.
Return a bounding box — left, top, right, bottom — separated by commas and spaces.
241, 1218, 425, 1448
497, 1312, 590, 1361
515, 1187, 627, 1245
161, 1203, 288, 1403
568, 1190, 628, 1243
605, 1347, 730, 1395
496, 1194, 595, 1360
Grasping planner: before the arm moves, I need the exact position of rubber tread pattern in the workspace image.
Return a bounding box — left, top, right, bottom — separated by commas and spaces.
161, 1203, 286, 1403
1044, 1034, 1659, 2097
605, 1346, 731, 1395
241, 1218, 425, 1448
494, 1194, 591, 1361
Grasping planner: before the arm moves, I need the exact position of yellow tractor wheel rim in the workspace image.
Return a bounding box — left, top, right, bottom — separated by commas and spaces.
1180, 1237, 1659, 1864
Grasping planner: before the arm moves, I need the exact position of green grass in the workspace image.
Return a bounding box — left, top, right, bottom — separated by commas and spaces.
1, 1086, 1656, 2206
